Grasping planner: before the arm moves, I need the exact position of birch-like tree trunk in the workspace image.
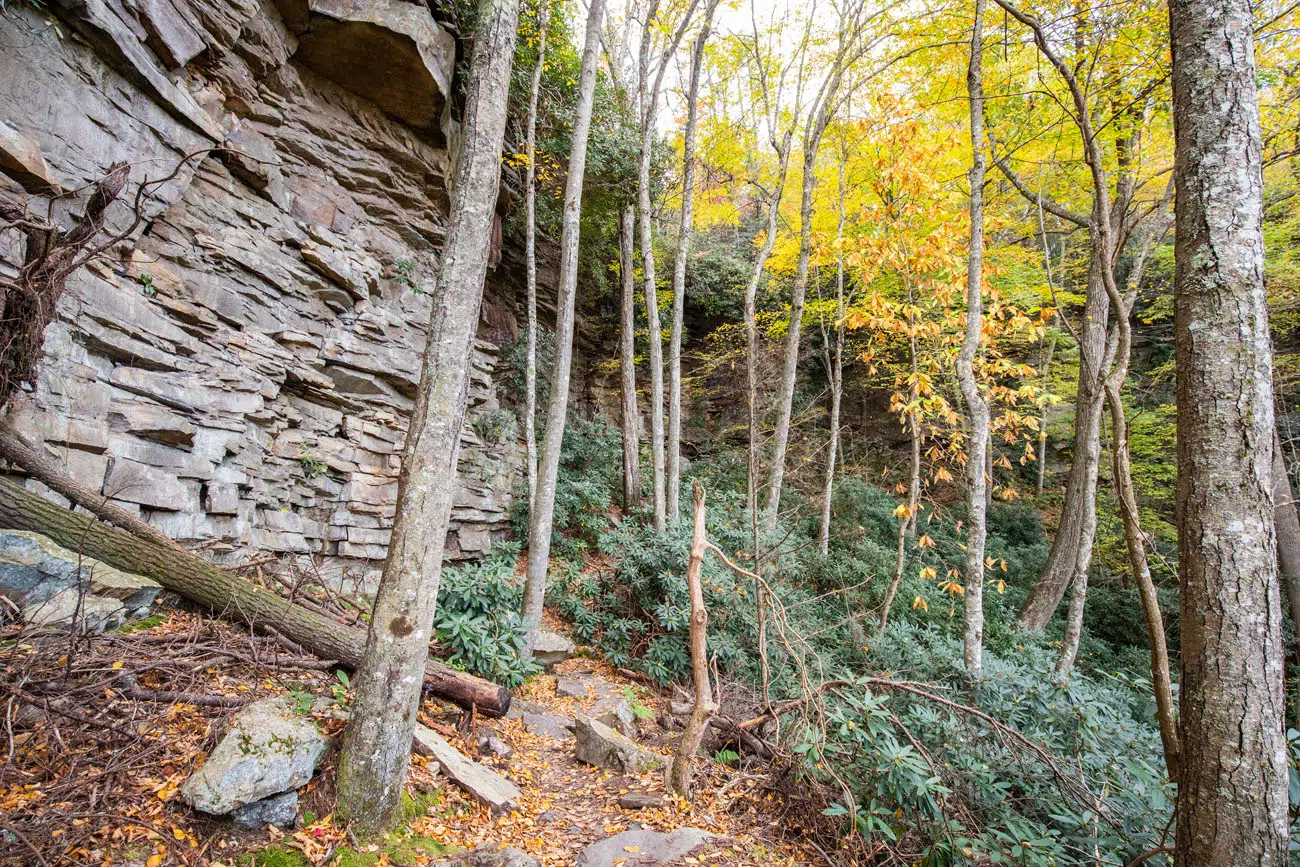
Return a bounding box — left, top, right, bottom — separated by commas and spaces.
523, 0, 550, 515
958, 0, 989, 680
1273, 425, 1300, 666
335, 0, 520, 828
817, 158, 847, 557
666, 3, 716, 524
619, 205, 642, 510
1171, 2, 1289, 861
520, 0, 608, 656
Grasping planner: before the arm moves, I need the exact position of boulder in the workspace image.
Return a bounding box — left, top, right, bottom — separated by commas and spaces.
521, 712, 575, 741
573, 716, 663, 775
594, 695, 637, 738
411, 724, 520, 814
531, 631, 574, 671
0, 529, 162, 626
181, 697, 327, 815
440, 844, 540, 867
575, 828, 714, 867
556, 677, 590, 699
478, 735, 514, 759
24, 588, 125, 632
231, 790, 298, 829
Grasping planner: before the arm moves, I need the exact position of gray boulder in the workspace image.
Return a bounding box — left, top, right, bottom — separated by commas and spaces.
478, 735, 514, 759
440, 844, 540, 867
0, 530, 162, 629
181, 697, 326, 815
617, 792, 663, 811
576, 828, 714, 867
573, 716, 663, 775
594, 694, 637, 738
522, 712, 575, 741
556, 677, 590, 699
531, 631, 574, 670
231, 790, 299, 829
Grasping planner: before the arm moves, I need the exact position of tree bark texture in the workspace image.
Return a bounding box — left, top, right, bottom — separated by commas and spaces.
666, 4, 716, 526
0, 477, 509, 714
336, 0, 520, 828
668, 480, 714, 797
1170, 1, 1289, 862
522, 0, 550, 517
521, 0, 607, 656
619, 205, 642, 510
959, 0, 989, 680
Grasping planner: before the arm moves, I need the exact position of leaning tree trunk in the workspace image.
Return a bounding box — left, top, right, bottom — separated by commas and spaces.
1016, 259, 1109, 632
958, 0, 989, 681
666, 6, 715, 525
619, 205, 642, 510
0, 476, 509, 714
520, 0, 607, 656
336, 0, 520, 829
668, 481, 714, 798
1170, 1, 1289, 862
522, 0, 550, 516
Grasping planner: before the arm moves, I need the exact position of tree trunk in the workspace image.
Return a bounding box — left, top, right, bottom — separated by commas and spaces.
1170, 1, 1289, 861
1036, 337, 1054, 499
520, 0, 608, 656
0, 478, 509, 715
958, 0, 989, 681
879, 331, 921, 632
1016, 259, 1108, 632
666, 9, 714, 526
522, 0, 550, 516
817, 158, 847, 557
619, 205, 642, 510
336, 0, 520, 828
637, 24, 667, 534
668, 481, 714, 798
1273, 425, 1300, 667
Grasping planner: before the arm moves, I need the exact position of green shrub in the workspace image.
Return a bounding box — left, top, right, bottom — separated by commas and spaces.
434, 543, 539, 687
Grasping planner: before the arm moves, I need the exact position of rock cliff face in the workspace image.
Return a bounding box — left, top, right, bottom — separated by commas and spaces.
0, 0, 528, 591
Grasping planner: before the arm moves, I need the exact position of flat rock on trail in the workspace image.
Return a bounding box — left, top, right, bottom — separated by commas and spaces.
405, 641, 820, 866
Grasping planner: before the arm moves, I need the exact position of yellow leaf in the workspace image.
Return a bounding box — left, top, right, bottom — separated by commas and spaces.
912, 596, 928, 612
146, 856, 163, 867
623, 846, 641, 853
112, 660, 125, 670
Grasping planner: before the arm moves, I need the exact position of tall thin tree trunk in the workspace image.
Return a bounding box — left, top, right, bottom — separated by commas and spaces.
619, 205, 642, 510
879, 326, 921, 632
335, 0, 520, 828
522, 1, 549, 517
1017, 259, 1108, 632
817, 158, 847, 557
743, 134, 792, 704
1170, 1, 1289, 861
958, 0, 989, 680
1036, 337, 1054, 498
667, 6, 716, 524
520, 0, 608, 656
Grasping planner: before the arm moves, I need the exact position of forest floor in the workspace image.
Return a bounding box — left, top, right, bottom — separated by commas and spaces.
1, 607, 828, 867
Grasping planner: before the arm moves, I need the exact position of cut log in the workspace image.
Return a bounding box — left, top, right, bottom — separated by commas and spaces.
0, 476, 510, 716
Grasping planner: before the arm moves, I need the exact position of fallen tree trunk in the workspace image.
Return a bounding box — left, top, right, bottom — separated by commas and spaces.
0, 476, 510, 716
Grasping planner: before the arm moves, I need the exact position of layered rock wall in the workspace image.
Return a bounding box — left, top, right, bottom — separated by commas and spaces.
0, 0, 526, 591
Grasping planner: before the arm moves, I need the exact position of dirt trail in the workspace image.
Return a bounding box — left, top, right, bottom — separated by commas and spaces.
407, 623, 822, 867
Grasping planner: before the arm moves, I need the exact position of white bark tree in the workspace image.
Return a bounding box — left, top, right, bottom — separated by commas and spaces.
666, 0, 719, 524
958, 0, 989, 681
520, 0, 609, 656
335, 0, 520, 828
523, 0, 551, 515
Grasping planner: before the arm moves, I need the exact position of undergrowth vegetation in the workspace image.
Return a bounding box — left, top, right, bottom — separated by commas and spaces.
484, 419, 1240, 863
